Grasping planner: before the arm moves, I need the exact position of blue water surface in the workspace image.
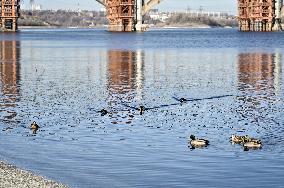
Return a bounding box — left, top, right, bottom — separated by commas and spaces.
0, 28, 284, 187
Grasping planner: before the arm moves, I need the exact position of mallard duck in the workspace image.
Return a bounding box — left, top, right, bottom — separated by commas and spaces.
231, 135, 251, 144
138, 106, 146, 115
179, 98, 187, 103
243, 141, 262, 151
30, 121, 39, 134
231, 134, 261, 144
30, 121, 39, 130
189, 135, 209, 148
98, 109, 108, 116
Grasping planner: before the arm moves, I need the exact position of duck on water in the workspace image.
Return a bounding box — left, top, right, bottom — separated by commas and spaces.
189, 135, 209, 149
30, 121, 39, 134
231, 134, 262, 151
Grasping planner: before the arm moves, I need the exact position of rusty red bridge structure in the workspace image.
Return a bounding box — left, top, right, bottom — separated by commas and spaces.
0, 0, 283, 32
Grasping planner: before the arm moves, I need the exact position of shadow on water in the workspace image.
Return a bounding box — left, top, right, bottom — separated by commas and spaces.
0, 40, 21, 129
121, 94, 234, 112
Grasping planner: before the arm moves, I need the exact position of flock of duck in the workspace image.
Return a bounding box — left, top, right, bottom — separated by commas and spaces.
30, 120, 262, 151
29, 95, 263, 151
189, 134, 262, 151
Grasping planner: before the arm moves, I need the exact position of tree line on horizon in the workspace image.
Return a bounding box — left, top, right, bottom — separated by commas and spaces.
18, 10, 283, 28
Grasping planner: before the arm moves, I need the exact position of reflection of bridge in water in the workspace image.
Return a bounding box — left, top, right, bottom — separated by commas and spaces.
0, 40, 20, 122
106, 50, 144, 124
107, 50, 144, 100
0, 0, 283, 32
238, 52, 282, 93
236, 52, 282, 126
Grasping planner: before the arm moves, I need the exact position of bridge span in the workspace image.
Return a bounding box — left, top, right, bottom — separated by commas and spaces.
0, 0, 283, 32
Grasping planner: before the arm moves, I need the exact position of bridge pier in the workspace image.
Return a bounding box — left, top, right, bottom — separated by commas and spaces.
0, 0, 20, 32
106, 0, 135, 32
106, 0, 148, 32
135, 0, 143, 31
238, 0, 283, 32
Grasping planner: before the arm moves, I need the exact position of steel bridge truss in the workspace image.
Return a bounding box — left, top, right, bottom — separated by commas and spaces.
0, 0, 20, 31
238, 0, 283, 31
0, 0, 282, 32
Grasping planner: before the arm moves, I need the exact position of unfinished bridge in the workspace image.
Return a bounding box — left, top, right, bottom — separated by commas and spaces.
0, 0, 283, 32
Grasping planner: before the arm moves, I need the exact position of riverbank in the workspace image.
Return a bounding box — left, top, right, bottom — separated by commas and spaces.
0, 161, 68, 188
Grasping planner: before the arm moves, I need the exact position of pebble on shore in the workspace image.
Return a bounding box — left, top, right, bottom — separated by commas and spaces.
0, 161, 68, 188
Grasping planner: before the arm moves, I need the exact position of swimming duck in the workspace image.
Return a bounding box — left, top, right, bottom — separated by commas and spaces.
179, 98, 187, 103
138, 106, 146, 115
30, 121, 39, 130
30, 121, 39, 134
231, 135, 251, 144
243, 140, 262, 151
189, 135, 209, 148
98, 109, 108, 116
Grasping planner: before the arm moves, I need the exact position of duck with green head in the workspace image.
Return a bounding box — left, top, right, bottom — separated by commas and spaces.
189, 135, 209, 149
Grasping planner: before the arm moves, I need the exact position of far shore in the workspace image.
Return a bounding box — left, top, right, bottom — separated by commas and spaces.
18, 23, 284, 30
18, 24, 234, 30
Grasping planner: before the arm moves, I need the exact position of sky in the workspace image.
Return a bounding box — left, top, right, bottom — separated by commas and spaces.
21, 0, 237, 14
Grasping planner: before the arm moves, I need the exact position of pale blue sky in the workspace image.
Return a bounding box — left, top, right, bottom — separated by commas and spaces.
22, 0, 237, 14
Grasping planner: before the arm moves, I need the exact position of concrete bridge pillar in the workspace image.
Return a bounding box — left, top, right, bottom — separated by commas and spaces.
135, 0, 143, 31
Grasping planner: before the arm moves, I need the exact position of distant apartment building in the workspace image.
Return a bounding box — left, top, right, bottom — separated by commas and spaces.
147, 8, 234, 23
31, 4, 42, 11
148, 9, 171, 22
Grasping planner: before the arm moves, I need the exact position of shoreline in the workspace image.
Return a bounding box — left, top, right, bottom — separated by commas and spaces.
18, 24, 233, 30
18, 25, 108, 29
0, 161, 68, 188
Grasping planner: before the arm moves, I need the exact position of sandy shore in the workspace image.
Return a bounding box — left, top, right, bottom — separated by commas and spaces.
0, 161, 68, 188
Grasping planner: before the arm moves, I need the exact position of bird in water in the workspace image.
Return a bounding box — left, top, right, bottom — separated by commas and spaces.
98, 109, 108, 116
189, 135, 209, 149
231, 134, 262, 151
138, 106, 146, 115
30, 121, 39, 134
243, 140, 262, 151
179, 98, 187, 103
231, 135, 251, 144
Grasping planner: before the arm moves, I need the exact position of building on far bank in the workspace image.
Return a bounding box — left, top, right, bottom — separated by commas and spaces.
31, 4, 42, 11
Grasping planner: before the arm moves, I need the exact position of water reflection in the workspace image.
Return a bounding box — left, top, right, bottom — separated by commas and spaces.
106, 50, 145, 124
0, 41, 20, 124
237, 52, 282, 127
238, 53, 281, 93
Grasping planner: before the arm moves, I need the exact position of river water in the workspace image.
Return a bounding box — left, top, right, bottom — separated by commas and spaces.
0, 28, 284, 187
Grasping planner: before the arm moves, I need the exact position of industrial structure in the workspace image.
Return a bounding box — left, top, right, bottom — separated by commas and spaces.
96, 0, 162, 31
0, 0, 20, 31
238, 0, 283, 31
0, 0, 283, 32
